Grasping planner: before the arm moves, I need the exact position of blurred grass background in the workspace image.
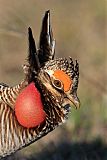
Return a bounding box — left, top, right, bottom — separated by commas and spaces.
0, 0, 106, 159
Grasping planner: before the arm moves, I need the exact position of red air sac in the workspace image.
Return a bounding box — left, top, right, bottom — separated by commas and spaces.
15, 82, 46, 128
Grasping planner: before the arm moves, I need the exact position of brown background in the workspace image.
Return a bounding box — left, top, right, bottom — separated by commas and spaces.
0, 0, 106, 160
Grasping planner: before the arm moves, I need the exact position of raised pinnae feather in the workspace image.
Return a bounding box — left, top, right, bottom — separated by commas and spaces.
28, 27, 41, 82
38, 10, 55, 64
28, 27, 40, 71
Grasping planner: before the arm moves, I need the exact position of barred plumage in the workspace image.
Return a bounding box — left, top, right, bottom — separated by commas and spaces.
0, 81, 27, 109
0, 102, 44, 158
0, 10, 80, 159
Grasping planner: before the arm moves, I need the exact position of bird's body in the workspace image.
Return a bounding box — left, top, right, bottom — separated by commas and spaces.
0, 10, 80, 159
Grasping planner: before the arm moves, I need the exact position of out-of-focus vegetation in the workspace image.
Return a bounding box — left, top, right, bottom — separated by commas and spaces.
0, 0, 106, 159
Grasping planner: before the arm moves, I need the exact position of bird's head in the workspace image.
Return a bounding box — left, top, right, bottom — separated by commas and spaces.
26, 10, 80, 125
38, 58, 80, 117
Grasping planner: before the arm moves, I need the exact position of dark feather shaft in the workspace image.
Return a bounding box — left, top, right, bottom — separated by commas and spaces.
28, 27, 40, 70
38, 10, 55, 64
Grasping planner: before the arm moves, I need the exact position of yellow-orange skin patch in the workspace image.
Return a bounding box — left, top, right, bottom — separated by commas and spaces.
53, 70, 72, 92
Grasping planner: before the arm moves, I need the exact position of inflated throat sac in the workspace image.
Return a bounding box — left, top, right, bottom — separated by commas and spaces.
15, 82, 46, 128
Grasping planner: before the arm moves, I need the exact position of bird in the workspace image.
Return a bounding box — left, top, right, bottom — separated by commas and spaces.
0, 10, 80, 158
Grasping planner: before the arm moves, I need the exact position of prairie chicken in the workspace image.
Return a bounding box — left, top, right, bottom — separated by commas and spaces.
0, 10, 80, 158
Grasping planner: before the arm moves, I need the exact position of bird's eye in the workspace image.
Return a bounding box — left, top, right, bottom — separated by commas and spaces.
53, 79, 63, 89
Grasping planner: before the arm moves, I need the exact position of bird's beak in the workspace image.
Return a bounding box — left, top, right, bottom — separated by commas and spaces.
66, 93, 80, 109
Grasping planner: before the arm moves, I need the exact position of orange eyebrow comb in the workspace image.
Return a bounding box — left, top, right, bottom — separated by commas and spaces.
53, 70, 72, 92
